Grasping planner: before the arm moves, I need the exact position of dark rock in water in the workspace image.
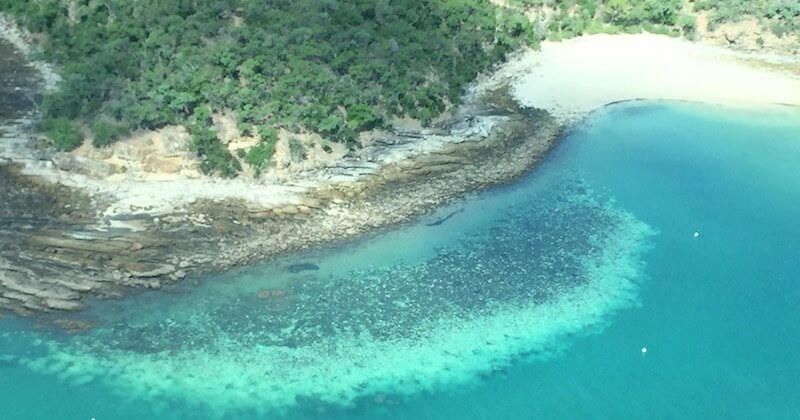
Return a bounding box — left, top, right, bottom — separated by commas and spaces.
426, 208, 465, 226
257, 288, 286, 299
52, 319, 93, 334
287, 263, 319, 273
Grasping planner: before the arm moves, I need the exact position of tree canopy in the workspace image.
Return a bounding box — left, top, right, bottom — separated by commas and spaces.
3, 0, 793, 176
1, 0, 538, 175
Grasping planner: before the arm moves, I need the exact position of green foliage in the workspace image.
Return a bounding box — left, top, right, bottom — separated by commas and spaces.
90, 121, 128, 148
693, 0, 760, 22
40, 117, 82, 151
2, 0, 537, 176
601, 0, 682, 27
676, 14, 698, 39
694, 0, 800, 35
244, 140, 276, 175
516, 0, 713, 38
10, 0, 791, 177
346, 104, 383, 132
187, 108, 240, 178
244, 125, 278, 174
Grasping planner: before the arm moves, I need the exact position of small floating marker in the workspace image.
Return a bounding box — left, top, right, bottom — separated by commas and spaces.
693, 231, 700, 239
641, 346, 648, 354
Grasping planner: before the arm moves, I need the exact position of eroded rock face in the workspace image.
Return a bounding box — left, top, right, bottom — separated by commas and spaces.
52, 153, 123, 177
54, 124, 200, 179
142, 155, 183, 174
0, 163, 224, 316
694, 13, 800, 56
113, 143, 143, 162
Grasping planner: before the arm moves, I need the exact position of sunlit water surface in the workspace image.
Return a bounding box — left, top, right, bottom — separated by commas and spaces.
1, 101, 799, 419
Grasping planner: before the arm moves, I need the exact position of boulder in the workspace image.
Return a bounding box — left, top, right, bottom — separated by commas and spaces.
44, 298, 83, 311
51, 153, 121, 177
127, 263, 175, 278
51, 153, 80, 172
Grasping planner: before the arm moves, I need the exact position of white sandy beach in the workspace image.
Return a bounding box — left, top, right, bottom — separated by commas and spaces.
503, 34, 800, 122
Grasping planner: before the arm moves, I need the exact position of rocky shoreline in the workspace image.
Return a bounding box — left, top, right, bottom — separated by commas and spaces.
0, 64, 561, 318
5, 24, 799, 322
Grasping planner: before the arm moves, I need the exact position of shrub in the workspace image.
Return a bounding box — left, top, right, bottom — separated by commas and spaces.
40, 117, 82, 151
346, 104, 383, 132
676, 14, 697, 38
257, 126, 278, 144
245, 139, 276, 174
188, 123, 240, 178
90, 121, 128, 147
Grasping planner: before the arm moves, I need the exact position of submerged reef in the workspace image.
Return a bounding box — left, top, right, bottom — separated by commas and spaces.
14, 179, 655, 413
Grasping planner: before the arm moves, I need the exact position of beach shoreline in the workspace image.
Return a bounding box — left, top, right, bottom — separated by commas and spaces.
2, 26, 800, 318
491, 34, 800, 125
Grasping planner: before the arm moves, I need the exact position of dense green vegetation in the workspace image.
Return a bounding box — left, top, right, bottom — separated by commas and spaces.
513, 0, 697, 39
40, 116, 81, 150
244, 126, 277, 176
515, 0, 800, 40
89, 120, 127, 148
3, 0, 795, 174
694, 0, 800, 36
1, 0, 538, 174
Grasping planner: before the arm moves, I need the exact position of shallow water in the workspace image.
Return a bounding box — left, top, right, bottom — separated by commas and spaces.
1, 101, 799, 419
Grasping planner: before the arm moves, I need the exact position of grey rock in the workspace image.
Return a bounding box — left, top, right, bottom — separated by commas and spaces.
128, 263, 175, 278
114, 143, 142, 161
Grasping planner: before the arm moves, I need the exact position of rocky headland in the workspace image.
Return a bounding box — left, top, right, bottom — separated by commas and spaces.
0, 24, 560, 317
3, 13, 800, 321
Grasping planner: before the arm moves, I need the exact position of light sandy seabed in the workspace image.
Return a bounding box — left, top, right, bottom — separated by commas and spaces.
504, 34, 800, 122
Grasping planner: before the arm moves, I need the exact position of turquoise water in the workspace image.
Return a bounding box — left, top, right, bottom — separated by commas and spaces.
2, 101, 799, 419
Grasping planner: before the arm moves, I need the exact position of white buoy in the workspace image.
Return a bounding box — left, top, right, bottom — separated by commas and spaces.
641, 346, 648, 354
693, 231, 700, 238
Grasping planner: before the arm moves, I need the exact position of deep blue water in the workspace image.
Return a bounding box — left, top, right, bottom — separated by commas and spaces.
1, 101, 799, 419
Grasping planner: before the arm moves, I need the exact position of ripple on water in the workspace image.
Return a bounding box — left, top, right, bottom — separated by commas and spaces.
17, 180, 655, 414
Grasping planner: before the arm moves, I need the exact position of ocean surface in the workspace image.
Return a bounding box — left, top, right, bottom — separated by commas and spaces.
1, 101, 799, 419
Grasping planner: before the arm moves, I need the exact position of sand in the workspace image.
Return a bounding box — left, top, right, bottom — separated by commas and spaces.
502, 34, 800, 122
